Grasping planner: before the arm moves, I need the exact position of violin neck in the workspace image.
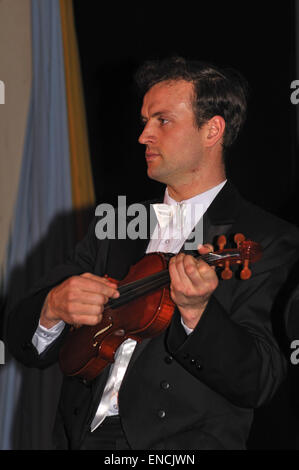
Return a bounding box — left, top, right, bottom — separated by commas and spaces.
105, 251, 237, 311
189, 252, 217, 265
176, 251, 239, 265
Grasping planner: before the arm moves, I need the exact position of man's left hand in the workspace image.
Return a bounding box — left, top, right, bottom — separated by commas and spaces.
168, 244, 218, 329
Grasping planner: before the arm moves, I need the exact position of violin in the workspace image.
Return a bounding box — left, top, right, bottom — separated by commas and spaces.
59, 233, 262, 381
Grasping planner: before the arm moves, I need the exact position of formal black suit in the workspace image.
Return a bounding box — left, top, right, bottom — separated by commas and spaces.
7, 182, 299, 449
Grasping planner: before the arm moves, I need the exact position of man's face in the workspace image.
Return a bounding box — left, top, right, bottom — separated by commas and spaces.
139, 80, 206, 188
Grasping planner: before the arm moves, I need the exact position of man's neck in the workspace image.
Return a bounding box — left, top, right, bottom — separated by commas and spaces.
167, 175, 227, 202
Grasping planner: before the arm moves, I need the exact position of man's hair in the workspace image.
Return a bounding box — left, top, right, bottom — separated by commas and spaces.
134, 56, 249, 150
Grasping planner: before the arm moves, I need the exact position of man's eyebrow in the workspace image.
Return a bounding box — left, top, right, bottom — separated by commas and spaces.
140, 110, 174, 122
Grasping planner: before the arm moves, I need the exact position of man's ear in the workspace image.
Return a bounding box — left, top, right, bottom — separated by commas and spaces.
205, 116, 226, 147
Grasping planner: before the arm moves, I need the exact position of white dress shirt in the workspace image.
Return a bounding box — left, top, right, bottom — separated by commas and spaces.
32, 180, 226, 431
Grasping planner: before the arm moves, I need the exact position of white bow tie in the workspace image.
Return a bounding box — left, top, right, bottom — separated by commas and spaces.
152, 203, 187, 229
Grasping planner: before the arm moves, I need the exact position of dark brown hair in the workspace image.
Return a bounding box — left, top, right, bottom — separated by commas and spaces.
135, 56, 249, 150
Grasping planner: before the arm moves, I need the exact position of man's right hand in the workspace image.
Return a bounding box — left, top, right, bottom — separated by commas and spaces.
40, 273, 120, 329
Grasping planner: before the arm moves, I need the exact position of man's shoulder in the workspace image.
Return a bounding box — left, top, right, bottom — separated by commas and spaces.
241, 196, 299, 239
235, 196, 299, 273
211, 181, 299, 242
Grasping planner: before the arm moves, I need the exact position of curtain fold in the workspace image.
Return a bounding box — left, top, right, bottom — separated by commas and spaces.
59, 0, 95, 207
0, 0, 94, 449
59, 0, 95, 240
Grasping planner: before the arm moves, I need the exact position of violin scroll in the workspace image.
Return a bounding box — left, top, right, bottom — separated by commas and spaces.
215, 233, 262, 280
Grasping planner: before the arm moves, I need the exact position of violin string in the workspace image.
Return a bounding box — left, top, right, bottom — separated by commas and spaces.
115, 269, 171, 296
104, 252, 225, 310
105, 246, 255, 312
115, 253, 220, 296
106, 272, 170, 309
118, 272, 170, 299
108, 253, 214, 302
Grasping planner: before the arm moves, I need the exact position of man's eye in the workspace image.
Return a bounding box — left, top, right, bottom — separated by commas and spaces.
159, 118, 169, 125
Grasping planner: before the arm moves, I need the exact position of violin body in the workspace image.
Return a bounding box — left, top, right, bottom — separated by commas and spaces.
59, 234, 262, 381
59, 253, 175, 381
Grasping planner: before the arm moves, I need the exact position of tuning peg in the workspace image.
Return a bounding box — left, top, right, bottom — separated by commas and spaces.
234, 233, 246, 248
221, 260, 233, 280
240, 259, 252, 280
217, 235, 227, 250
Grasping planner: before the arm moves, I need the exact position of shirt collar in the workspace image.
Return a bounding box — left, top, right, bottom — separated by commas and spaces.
164, 180, 227, 214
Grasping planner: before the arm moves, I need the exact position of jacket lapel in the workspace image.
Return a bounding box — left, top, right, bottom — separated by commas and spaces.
181, 181, 241, 254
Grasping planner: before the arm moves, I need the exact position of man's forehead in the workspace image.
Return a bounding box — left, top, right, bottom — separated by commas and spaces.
141, 80, 194, 115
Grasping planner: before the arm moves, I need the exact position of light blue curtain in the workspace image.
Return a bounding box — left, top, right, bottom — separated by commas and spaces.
0, 0, 74, 449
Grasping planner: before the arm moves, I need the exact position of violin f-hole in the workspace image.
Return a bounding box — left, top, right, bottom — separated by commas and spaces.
93, 323, 113, 347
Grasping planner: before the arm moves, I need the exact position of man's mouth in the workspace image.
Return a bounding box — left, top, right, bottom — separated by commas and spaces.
145, 152, 160, 161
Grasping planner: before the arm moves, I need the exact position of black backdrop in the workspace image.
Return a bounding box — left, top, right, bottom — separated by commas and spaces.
71, 1, 299, 449
73, 1, 299, 222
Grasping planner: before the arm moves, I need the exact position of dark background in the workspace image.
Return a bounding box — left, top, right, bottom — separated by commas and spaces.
73, 1, 299, 224
71, 1, 299, 449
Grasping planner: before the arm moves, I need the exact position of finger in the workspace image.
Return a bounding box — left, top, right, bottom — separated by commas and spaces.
57, 302, 104, 323
182, 256, 218, 295
74, 276, 119, 298
81, 272, 118, 288
168, 256, 182, 289
169, 254, 195, 293
196, 244, 215, 274
184, 255, 203, 281
80, 282, 119, 299
67, 310, 103, 326
68, 292, 110, 306
58, 301, 104, 325
195, 260, 219, 291
68, 301, 105, 316
182, 257, 212, 291
179, 254, 200, 285
197, 243, 214, 254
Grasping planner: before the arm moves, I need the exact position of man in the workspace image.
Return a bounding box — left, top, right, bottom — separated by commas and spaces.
7, 57, 299, 450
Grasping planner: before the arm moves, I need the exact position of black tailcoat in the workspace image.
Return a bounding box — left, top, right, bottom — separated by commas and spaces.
7, 182, 299, 449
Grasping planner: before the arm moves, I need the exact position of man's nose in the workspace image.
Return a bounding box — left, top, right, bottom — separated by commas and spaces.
138, 122, 156, 145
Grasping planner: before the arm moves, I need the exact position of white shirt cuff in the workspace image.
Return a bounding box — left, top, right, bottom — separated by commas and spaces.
32, 320, 65, 354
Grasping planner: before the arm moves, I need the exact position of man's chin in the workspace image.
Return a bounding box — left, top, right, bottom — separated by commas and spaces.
147, 168, 165, 184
